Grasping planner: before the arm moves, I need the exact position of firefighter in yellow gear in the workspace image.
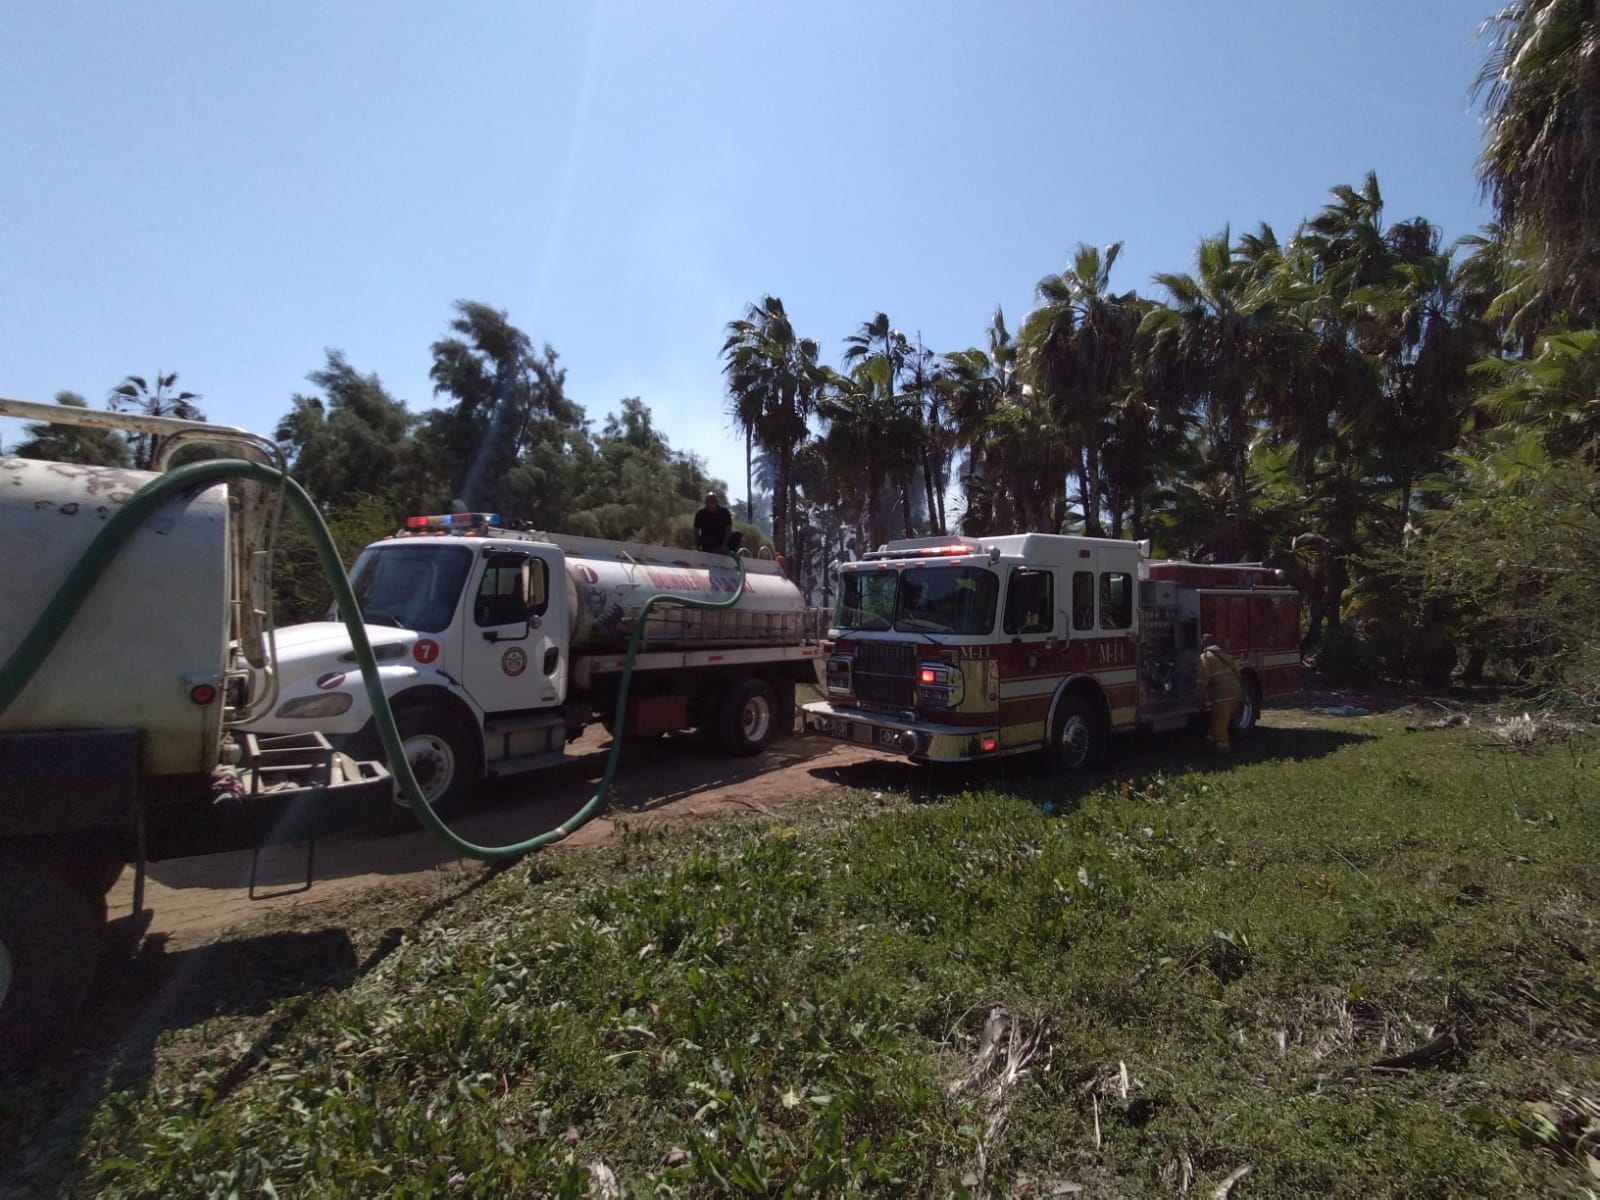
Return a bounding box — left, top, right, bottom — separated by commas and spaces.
1197, 634, 1243, 751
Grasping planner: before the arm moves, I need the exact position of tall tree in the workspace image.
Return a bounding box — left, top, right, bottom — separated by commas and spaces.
1144, 232, 1299, 556
107, 371, 203, 469
721, 296, 823, 556
12, 391, 131, 467
423, 300, 585, 524
903, 337, 949, 535
570, 397, 727, 543
1474, 327, 1600, 462
817, 361, 924, 548
942, 309, 1021, 533
1474, 0, 1600, 311
1021, 243, 1140, 537
276, 350, 423, 506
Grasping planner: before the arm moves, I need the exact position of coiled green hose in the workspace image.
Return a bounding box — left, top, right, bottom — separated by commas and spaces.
0, 459, 747, 861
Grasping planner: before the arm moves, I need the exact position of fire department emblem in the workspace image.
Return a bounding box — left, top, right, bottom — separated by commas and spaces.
501, 647, 528, 677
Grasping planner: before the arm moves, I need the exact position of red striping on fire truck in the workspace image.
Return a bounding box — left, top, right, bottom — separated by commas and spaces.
801, 533, 1301, 767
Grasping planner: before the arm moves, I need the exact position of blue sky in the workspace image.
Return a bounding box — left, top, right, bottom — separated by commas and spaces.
2, 1, 1497, 500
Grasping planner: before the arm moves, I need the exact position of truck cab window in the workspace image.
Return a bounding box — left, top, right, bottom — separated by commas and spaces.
1100, 571, 1133, 630
476, 554, 549, 626
347, 545, 472, 633
1072, 570, 1095, 631
1003, 568, 1054, 635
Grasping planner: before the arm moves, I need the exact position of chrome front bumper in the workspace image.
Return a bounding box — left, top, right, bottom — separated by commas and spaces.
801, 700, 999, 763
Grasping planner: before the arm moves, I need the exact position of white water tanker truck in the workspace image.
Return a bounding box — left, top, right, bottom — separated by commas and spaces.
236, 512, 824, 814
0, 397, 393, 1072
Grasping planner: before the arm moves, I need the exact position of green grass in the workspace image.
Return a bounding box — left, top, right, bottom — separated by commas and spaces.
24, 717, 1600, 1196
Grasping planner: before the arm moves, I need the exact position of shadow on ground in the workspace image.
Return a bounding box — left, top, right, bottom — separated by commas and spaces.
139, 730, 844, 892
805, 721, 1377, 806
0, 870, 499, 1198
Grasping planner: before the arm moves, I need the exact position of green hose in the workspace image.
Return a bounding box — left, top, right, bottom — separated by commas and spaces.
0, 459, 747, 862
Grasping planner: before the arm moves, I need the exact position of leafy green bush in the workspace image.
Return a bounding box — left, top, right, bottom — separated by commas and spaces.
1311, 625, 1382, 686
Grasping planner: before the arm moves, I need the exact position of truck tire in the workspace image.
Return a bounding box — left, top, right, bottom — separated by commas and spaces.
719, 678, 779, 757
393, 705, 479, 817
1231, 675, 1263, 737
0, 864, 106, 1074
1048, 695, 1105, 772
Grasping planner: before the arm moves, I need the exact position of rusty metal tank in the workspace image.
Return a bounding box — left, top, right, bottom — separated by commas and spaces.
0, 456, 231, 778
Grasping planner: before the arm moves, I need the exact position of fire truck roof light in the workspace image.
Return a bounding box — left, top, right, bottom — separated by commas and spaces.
404, 513, 503, 530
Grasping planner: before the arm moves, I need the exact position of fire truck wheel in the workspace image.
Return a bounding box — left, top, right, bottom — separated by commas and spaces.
719, 678, 779, 756
1049, 695, 1105, 772
393, 705, 479, 817
0, 864, 106, 1075
1232, 676, 1262, 736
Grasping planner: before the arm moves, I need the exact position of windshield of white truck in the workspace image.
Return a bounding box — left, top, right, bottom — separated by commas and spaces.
834, 566, 998, 635
342, 545, 473, 633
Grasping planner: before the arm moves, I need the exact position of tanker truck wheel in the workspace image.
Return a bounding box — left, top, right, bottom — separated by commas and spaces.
719, 678, 778, 756
392, 706, 479, 818
0, 864, 106, 1074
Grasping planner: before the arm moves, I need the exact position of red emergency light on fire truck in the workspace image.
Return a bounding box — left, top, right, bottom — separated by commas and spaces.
801, 533, 1301, 768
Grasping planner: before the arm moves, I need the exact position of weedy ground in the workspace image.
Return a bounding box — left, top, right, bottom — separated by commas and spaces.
3, 709, 1598, 1198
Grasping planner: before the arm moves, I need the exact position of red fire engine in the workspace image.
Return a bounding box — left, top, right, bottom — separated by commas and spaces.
802, 534, 1301, 767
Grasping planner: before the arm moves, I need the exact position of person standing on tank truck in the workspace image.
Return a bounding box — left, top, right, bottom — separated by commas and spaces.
1196, 633, 1243, 752
694, 490, 735, 553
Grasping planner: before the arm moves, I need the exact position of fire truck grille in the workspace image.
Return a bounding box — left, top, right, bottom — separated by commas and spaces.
852, 640, 916, 709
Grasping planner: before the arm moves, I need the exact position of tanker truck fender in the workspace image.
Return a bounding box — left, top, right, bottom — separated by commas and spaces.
342, 685, 485, 820
253, 663, 421, 738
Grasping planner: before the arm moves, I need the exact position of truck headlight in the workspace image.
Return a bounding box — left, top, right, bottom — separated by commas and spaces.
916, 661, 965, 707
274, 693, 354, 719
826, 655, 853, 696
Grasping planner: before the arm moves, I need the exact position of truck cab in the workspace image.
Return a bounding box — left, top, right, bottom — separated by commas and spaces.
246, 515, 575, 813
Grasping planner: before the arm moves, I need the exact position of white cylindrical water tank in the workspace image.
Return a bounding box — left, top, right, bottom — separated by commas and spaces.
561, 550, 805, 653
0, 457, 230, 780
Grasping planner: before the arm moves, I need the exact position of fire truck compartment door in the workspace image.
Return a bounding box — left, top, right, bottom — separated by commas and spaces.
463, 548, 568, 712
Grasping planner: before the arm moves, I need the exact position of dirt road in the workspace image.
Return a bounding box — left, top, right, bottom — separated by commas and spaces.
108, 729, 907, 946
106, 693, 1383, 948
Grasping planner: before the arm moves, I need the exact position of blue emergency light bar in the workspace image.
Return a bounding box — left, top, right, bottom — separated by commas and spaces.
404, 513, 502, 530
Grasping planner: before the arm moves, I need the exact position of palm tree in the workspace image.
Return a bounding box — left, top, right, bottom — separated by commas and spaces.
1021, 243, 1140, 537
817, 362, 924, 547
1351, 250, 1482, 526
1143, 232, 1297, 557
941, 308, 1021, 533
1474, 327, 1600, 462
841, 315, 942, 534
1104, 304, 1194, 540
726, 383, 764, 524
903, 338, 949, 535
721, 296, 824, 556
1456, 223, 1551, 355
13, 391, 132, 467
108, 372, 204, 469
1474, 0, 1600, 310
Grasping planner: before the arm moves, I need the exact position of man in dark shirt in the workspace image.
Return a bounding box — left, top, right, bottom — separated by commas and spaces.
693, 491, 733, 553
